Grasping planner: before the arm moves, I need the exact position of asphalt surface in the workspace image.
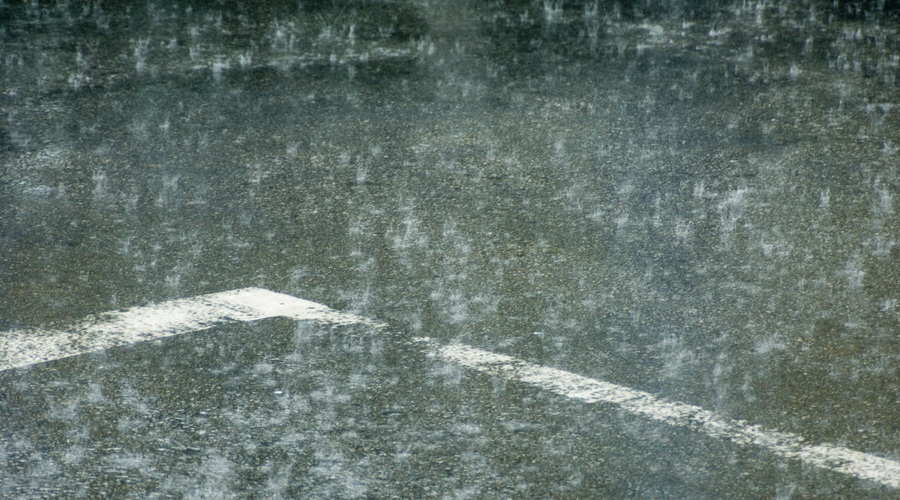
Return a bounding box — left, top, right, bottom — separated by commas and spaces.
1, 0, 899, 497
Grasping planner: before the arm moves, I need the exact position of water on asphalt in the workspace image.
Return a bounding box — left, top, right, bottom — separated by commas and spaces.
1, 0, 898, 497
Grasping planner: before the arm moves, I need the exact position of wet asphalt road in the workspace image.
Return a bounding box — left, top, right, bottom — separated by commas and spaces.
1, 0, 899, 497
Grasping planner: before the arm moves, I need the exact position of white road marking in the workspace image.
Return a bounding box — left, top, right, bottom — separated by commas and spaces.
2, 288, 897, 489
0, 287, 381, 371
415, 338, 900, 490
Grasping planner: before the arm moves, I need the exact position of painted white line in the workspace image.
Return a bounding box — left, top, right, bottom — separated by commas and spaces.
416, 338, 900, 490
0, 287, 380, 371
3, 289, 897, 489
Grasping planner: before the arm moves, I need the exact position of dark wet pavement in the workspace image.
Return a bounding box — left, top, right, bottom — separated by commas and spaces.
1, 1, 899, 497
